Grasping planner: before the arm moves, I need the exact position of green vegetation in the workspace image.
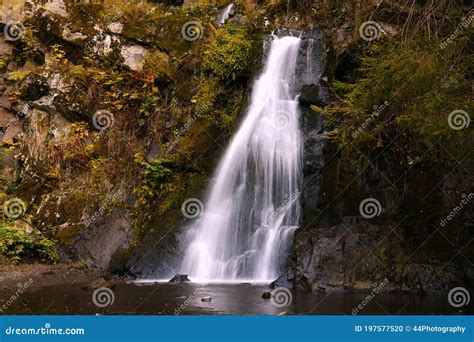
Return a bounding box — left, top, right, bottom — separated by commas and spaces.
0, 226, 58, 263
320, 34, 472, 169
203, 26, 252, 80
1, 0, 469, 273
136, 156, 174, 199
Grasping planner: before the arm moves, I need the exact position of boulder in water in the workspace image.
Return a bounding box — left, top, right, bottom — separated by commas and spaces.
168, 274, 190, 283
261, 291, 271, 299
201, 296, 212, 302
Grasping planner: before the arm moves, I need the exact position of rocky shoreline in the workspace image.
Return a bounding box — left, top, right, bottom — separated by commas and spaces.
0, 263, 106, 299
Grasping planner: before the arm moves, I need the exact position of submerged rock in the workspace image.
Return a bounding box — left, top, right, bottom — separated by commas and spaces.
168, 274, 190, 283
81, 277, 120, 290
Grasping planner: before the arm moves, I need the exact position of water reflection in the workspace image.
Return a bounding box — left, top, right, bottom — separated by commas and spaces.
1, 283, 468, 315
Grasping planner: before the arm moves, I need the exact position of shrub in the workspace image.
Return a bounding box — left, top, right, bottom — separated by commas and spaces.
0, 227, 58, 263
320, 36, 472, 167
136, 156, 174, 199
203, 26, 252, 80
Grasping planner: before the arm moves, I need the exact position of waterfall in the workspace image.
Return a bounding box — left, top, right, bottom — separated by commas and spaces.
180, 36, 303, 282
216, 3, 234, 26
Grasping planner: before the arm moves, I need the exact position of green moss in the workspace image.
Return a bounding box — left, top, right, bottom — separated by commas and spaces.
0, 57, 9, 70
142, 50, 174, 83
203, 26, 252, 80
67, 4, 105, 37
8, 70, 32, 82
56, 224, 81, 247
137, 157, 174, 199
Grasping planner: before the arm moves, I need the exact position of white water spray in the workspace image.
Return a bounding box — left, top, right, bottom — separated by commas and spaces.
217, 3, 234, 26
180, 36, 303, 282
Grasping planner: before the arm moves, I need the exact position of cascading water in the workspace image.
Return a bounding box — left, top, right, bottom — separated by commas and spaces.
180, 35, 303, 282
216, 3, 234, 26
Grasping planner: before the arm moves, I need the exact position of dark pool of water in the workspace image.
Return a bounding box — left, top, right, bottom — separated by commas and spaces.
1, 282, 470, 315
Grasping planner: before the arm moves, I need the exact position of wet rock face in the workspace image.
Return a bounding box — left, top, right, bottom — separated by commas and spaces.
296, 30, 327, 251
292, 221, 462, 294
59, 209, 132, 271
291, 30, 469, 294
19, 75, 50, 101
127, 232, 183, 280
